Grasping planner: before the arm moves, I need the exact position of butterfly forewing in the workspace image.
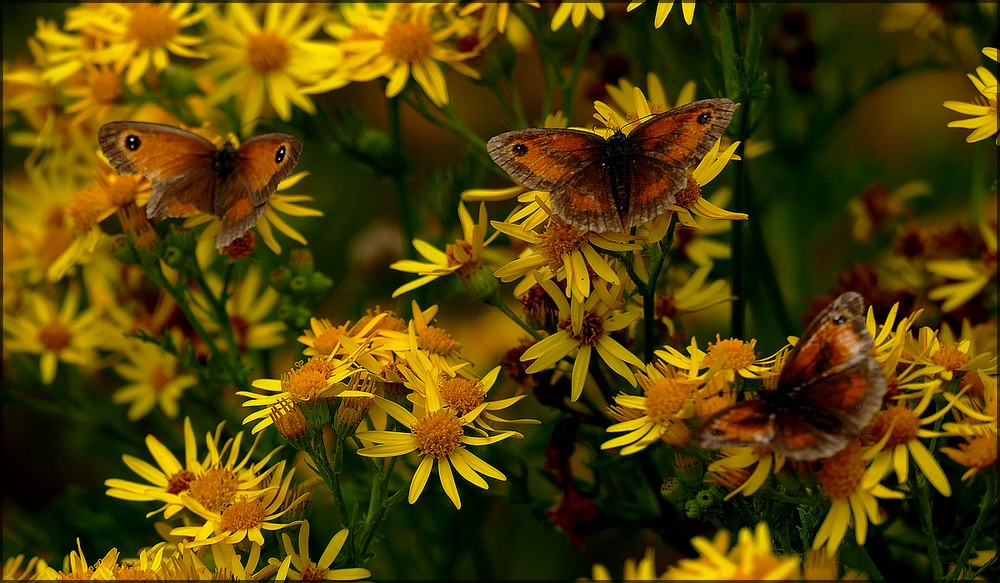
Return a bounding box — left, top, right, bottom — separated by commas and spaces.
628, 98, 735, 168
487, 128, 608, 193
232, 134, 303, 207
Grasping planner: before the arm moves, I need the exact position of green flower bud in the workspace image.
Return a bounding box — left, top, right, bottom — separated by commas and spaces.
462, 261, 500, 301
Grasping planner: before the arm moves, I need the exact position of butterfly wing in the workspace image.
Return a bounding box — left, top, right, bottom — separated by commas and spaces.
772, 292, 887, 457
98, 122, 219, 219
622, 155, 688, 229
487, 128, 622, 231
628, 98, 735, 168
212, 133, 303, 248
691, 400, 777, 450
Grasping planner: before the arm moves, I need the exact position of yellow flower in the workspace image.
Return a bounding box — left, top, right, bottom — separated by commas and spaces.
706, 446, 785, 500
926, 220, 997, 313
200, 3, 342, 129
943, 47, 998, 144
271, 522, 371, 581
939, 431, 997, 481
72, 2, 209, 86
866, 390, 956, 496
602, 362, 697, 454
3, 555, 50, 581
459, 1, 541, 35
627, 0, 697, 27
391, 202, 494, 298
104, 417, 281, 519
376, 300, 470, 376
658, 334, 774, 382
195, 266, 286, 352
663, 522, 800, 580
588, 547, 662, 580
331, 3, 486, 107
45, 539, 118, 580
904, 326, 997, 381
812, 442, 905, 555
2, 285, 109, 384
492, 211, 640, 302
112, 333, 199, 421
61, 61, 133, 126
171, 461, 308, 548
355, 383, 515, 509
653, 263, 734, 336
521, 275, 644, 401
551, 2, 605, 31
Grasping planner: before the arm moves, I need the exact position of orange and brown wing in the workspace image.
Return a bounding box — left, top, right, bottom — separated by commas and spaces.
772, 408, 852, 461
212, 133, 302, 248
487, 128, 620, 231
622, 155, 687, 229
691, 400, 776, 450
628, 98, 735, 168
99, 122, 219, 218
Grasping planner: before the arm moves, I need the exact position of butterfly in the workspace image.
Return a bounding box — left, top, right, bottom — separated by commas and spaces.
98, 122, 303, 249
487, 98, 735, 233
691, 292, 887, 461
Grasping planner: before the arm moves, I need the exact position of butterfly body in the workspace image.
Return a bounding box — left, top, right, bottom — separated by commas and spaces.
487, 98, 735, 233
98, 122, 302, 248
692, 292, 887, 461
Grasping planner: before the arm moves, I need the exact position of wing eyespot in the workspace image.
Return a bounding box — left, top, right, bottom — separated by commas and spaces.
512, 143, 528, 156
275, 145, 287, 164
833, 314, 847, 325
697, 112, 711, 125
125, 135, 141, 151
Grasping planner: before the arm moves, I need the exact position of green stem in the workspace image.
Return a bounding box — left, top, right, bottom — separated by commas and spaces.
560, 19, 598, 117
485, 294, 542, 341
914, 472, 944, 581
387, 96, 416, 258
948, 472, 998, 580
969, 139, 988, 224
641, 215, 677, 362
851, 537, 886, 581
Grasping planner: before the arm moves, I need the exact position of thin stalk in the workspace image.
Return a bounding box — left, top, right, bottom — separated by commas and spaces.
914, 472, 944, 581
387, 96, 416, 257
485, 294, 542, 341
948, 472, 998, 580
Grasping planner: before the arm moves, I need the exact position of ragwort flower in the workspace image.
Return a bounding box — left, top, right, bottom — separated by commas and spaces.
943, 47, 998, 144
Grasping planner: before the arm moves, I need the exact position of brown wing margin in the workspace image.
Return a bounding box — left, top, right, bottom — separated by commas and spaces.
628, 98, 735, 169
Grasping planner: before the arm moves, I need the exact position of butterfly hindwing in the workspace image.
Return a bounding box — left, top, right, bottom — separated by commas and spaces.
691, 400, 777, 449
623, 154, 687, 228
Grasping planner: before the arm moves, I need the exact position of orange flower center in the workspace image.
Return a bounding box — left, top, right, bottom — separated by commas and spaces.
68, 198, 99, 234
412, 409, 463, 459
559, 310, 605, 346
312, 327, 344, 355
817, 442, 866, 500
126, 4, 178, 48
673, 176, 701, 208
107, 176, 142, 207
283, 369, 328, 401
299, 565, 329, 581
871, 405, 920, 448
931, 344, 971, 371
188, 467, 239, 512
219, 494, 266, 532
703, 336, 757, 371
439, 377, 485, 415
90, 67, 123, 103
38, 320, 72, 352
644, 379, 692, 423
419, 325, 460, 356
963, 434, 997, 469
149, 364, 173, 392
539, 222, 590, 272
113, 565, 156, 580
246, 31, 290, 74
383, 20, 433, 63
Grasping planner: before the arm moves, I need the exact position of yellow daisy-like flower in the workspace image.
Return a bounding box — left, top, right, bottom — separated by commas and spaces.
627, 0, 697, 27
195, 266, 286, 352
939, 431, 997, 481
104, 417, 281, 519
653, 263, 734, 336
376, 300, 470, 376
200, 3, 342, 129
355, 381, 515, 509
41, 539, 118, 581
663, 522, 800, 580
521, 275, 645, 402
551, 2, 605, 31
2, 285, 108, 384
865, 390, 956, 496
658, 333, 774, 383
3, 555, 50, 581
171, 461, 308, 548
588, 547, 662, 580
926, 220, 997, 313
61, 61, 133, 126
492, 210, 640, 302
391, 202, 493, 298
112, 333, 199, 421
270, 522, 371, 581
904, 326, 997, 382
943, 47, 998, 144
331, 3, 485, 107
72, 2, 209, 86
706, 446, 785, 500
602, 362, 698, 454
812, 442, 905, 555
